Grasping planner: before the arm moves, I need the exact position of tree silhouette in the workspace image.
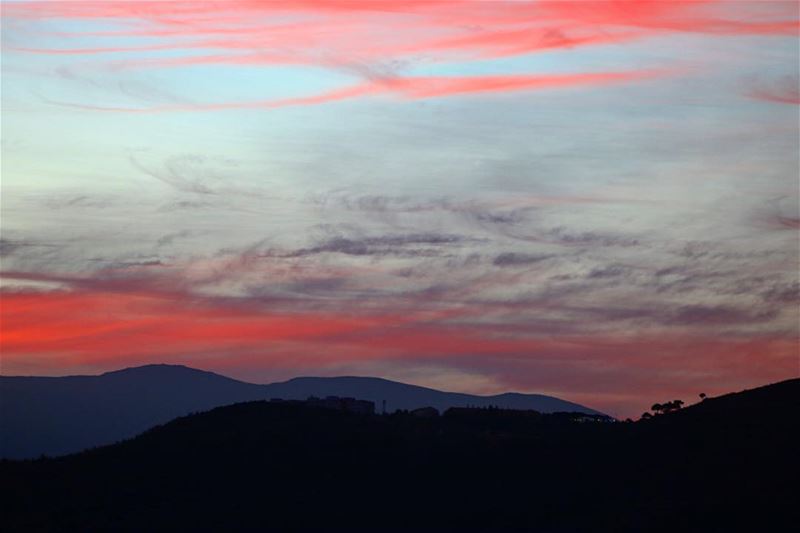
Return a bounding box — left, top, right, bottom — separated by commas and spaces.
641, 412, 653, 420
699, 393, 707, 401
660, 400, 684, 413
650, 400, 684, 415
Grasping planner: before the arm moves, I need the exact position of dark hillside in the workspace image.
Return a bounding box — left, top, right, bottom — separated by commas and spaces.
2, 379, 797, 532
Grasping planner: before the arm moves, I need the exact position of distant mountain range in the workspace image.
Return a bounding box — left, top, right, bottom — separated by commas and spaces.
0, 364, 602, 459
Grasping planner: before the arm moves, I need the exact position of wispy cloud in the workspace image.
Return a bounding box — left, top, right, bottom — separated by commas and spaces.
492, 252, 553, 267
8, 1, 796, 57
5, 0, 797, 109
282, 233, 478, 258
38, 70, 663, 112
546, 227, 641, 248
747, 76, 800, 105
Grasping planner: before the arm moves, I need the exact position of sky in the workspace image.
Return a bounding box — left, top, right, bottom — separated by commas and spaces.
1, 0, 798, 417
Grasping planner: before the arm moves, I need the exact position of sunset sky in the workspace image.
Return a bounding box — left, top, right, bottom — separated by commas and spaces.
1, 0, 798, 417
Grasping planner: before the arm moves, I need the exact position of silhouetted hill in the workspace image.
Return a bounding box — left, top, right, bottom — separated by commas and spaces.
0, 365, 265, 459
0, 364, 601, 458
1, 379, 797, 532
648, 378, 800, 425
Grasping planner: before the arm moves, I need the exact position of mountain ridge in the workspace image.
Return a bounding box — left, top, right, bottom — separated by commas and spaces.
0, 363, 603, 459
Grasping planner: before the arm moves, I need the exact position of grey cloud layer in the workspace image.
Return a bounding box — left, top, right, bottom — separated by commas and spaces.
3, 181, 797, 342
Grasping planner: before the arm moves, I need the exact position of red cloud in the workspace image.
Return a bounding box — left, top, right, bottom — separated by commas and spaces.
0, 287, 400, 360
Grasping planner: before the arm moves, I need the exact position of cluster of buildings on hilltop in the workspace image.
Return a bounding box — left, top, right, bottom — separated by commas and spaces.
270, 396, 376, 415
268, 397, 444, 417
305, 396, 375, 415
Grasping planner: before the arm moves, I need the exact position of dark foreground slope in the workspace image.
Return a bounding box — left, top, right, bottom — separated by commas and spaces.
1, 364, 600, 459
2, 379, 798, 532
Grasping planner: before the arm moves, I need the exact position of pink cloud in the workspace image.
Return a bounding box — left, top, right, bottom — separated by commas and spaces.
7, 1, 795, 50
369, 70, 662, 99
5, 1, 797, 108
